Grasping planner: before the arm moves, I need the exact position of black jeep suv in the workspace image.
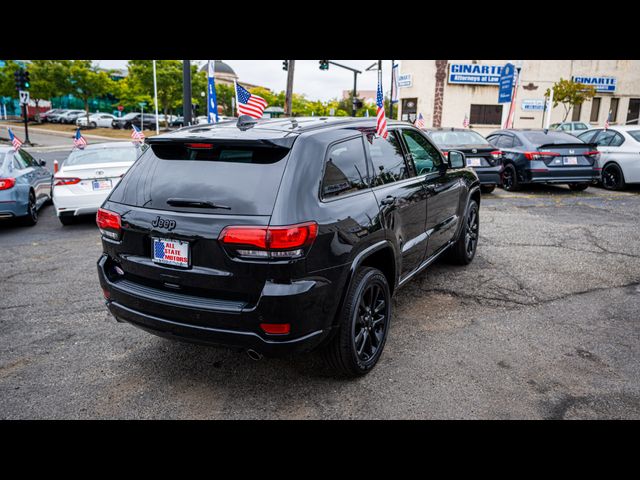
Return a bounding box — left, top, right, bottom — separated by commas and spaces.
96, 116, 481, 376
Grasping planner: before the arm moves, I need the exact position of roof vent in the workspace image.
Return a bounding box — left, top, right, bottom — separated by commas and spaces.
237, 114, 258, 131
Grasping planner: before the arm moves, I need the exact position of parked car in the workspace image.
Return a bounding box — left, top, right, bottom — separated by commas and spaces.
96, 116, 481, 376
112, 113, 157, 130
47, 109, 72, 123
169, 116, 184, 128
423, 127, 503, 193
76, 113, 117, 129
52, 142, 139, 225
550, 121, 590, 135
0, 146, 53, 226
576, 126, 640, 190
58, 110, 87, 124
486, 129, 600, 191
37, 108, 65, 123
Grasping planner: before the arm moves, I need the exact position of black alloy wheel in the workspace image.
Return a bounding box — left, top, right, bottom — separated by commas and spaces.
602, 163, 625, 191
501, 164, 520, 191
20, 191, 38, 226
352, 281, 388, 364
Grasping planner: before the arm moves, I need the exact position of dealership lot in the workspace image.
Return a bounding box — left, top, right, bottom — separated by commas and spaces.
1, 183, 639, 419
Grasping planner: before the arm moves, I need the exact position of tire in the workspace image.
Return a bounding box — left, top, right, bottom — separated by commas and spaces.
322, 267, 391, 377
480, 185, 496, 194
447, 199, 479, 265
501, 164, 520, 191
568, 183, 589, 192
90, 122, 97, 129
59, 215, 76, 226
601, 163, 626, 191
19, 191, 38, 227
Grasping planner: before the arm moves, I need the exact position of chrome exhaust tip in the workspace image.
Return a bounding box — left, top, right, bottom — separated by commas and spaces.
246, 349, 263, 361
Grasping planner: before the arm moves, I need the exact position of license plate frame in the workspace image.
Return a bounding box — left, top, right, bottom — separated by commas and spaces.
563, 156, 578, 165
467, 157, 482, 167
151, 237, 190, 268
92, 179, 112, 191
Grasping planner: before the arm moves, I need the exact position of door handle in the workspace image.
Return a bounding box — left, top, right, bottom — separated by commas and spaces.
380, 195, 396, 206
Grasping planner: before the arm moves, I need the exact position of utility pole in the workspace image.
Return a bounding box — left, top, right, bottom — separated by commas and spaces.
285, 60, 295, 117
182, 60, 192, 125
323, 61, 362, 117
389, 60, 394, 120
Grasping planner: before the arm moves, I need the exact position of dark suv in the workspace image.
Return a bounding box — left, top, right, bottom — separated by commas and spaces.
112, 113, 157, 130
96, 117, 481, 376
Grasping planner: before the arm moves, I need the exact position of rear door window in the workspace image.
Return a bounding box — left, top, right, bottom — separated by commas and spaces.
578, 130, 599, 144
321, 136, 369, 199
366, 131, 410, 185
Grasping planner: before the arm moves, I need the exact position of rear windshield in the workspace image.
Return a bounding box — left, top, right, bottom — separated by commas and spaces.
108, 142, 292, 215
65, 147, 138, 167
522, 131, 584, 145
429, 130, 489, 147
627, 130, 640, 142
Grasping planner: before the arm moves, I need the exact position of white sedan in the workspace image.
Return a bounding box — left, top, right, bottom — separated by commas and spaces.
52, 142, 139, 225
577, 126, 640, 190
76, 113, 117, 129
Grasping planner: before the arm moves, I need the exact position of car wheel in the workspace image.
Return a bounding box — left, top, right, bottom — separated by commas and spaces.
322, 267, 391, 377
19, 191, 38, 227
59, 215, 76, 226
501, 164, 520, 191
480, 185, 496, 194
568, 183, 589, 192
447, 199, 479, 265
90, 122, 97, 128
601, 163, 626, 191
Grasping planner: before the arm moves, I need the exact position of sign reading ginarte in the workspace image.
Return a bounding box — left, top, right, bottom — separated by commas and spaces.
449, 64, 505, 85
572, 76, 617, 93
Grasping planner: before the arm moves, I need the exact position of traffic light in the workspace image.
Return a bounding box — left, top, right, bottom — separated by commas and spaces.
23, 70, 30, 89
319, 60, 329, 71
282, 60, 289, 71
14, 69, 23, 92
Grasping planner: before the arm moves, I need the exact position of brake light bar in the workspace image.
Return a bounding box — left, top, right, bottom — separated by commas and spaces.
219, 222, 318, 260
0, 178, 16, 190
185, 143, 214, 149
96, 208, 122, 241
54, 177, 81, 186
524, 151, 560, 161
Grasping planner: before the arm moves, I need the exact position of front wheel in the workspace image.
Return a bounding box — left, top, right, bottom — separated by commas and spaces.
447, 199, 479, 265
601, 163, 626, 191
322, 267, 391, 377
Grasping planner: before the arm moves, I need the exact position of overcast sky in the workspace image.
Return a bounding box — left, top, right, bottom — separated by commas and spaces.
93, 60, 397, 102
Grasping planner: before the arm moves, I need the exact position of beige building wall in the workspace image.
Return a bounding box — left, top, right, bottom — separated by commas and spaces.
398, 60, 640, 136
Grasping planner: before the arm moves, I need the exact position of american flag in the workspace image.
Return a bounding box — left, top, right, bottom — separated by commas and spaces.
131, 124, 145, 143
8, 128, 23, 151
604, 110, 611, 130
414, 113, 425, 129
236, 83, 268, 119
73, 128, 87, 149
463, 114, 470, 128
376, 73, 388, 139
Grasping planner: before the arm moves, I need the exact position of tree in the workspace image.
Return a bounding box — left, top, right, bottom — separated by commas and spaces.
28, 60, 73, 111
127, 60, 183, 127
69, 60, 116, 125
546, 78, 597, 122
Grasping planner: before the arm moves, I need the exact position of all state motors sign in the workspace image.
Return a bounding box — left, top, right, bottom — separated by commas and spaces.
573, 76, 617, 93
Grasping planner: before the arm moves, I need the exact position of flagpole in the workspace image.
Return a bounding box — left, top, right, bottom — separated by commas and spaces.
389, 60, 394, 120
152, 60, 159, 134
233, 79, 239, 116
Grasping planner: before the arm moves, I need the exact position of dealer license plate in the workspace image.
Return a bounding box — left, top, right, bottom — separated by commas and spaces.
467, 158, 482, 167
92, 179, 112, 190
152, 237, 190, 267
563, 156, 578, 165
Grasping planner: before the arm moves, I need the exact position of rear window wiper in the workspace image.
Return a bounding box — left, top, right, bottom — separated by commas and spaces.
166, 198, 231, 210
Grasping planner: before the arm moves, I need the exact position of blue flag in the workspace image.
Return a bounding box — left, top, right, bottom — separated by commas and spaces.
207, 60, 219, 123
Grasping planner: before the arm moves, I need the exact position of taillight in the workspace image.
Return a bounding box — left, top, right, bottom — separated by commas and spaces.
185, 143, 214, 149
0, 178, 16, 190
96, 208, 122, 241
585, 150, 601, 162
54, 177, 81, 186
524, 151, 560, 161
490, 150, 502, 160
219, 221, 318, 260
260, 323, 291, 335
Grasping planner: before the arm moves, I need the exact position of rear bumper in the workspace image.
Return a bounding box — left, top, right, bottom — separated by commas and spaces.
0, 190, 28, 218
97, 254, 336, 356
473, 165, 502, 186
53, 186, 112, 216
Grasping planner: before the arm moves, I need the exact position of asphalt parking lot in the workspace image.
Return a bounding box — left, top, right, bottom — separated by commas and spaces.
1, 181, 639, 419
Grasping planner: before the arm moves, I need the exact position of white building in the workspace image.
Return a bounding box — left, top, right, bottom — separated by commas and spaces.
396, 60, 640, 135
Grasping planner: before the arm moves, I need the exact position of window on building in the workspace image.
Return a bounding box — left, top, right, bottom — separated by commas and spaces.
609, 98, 619, 123
469, 104, 503, 125
590, 98, 601, 123
321, 137, 369, 199
572, 103, 582, 122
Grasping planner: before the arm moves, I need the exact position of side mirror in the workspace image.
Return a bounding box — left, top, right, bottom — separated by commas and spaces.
38, 159, 46, 167
447, 150, 465, 169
